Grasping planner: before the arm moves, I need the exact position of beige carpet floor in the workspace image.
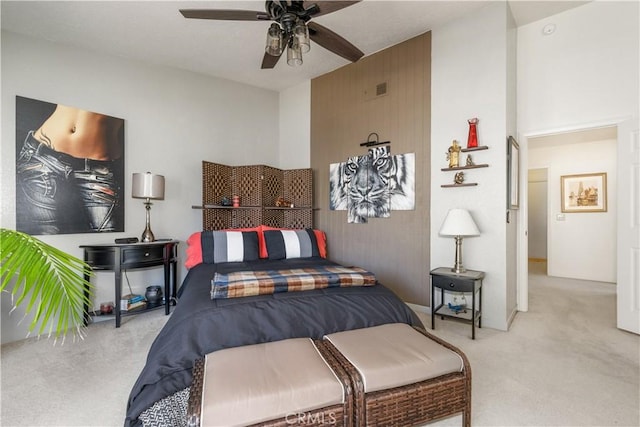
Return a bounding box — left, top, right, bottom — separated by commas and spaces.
1, 262, 638, 426
427, 262, 639, 426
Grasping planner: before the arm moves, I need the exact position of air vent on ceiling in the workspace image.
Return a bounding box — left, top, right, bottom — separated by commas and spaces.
376, 82, 387, 96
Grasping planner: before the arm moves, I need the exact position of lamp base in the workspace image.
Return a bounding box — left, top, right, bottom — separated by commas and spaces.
451, 235, 466, 274
141, 200, 155, 242
141, 228, 155, 243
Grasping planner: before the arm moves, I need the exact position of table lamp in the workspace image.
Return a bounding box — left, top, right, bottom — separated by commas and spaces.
132, 172, 165, 242
439, 208, 480, 274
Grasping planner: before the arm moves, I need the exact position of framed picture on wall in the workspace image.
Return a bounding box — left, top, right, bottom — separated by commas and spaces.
561, 172, 607, 213
507, 136, 519, 209
15, 96, 125, 235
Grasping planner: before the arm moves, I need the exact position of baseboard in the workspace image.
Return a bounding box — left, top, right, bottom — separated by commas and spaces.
507, 306, 518, 328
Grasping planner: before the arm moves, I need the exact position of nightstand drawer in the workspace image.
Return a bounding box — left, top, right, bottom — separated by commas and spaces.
431, 274, 475, 293
121, 245, 165, 266
84, 248, 116, 269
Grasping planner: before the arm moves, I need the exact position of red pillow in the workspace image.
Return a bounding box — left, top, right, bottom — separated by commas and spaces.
185, 231, 203, 269
312, 229, 327, 258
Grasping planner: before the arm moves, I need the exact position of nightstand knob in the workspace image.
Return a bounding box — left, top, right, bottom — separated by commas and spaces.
145, 252, 150, 257
449, 283, 455, 287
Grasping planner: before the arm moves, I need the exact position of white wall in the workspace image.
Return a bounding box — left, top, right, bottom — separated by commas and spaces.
529, 139, 617, 282
431, 2, 516, 331
1, 31, 281, 343
518, 1, 639, 134
279, 81, 310, 169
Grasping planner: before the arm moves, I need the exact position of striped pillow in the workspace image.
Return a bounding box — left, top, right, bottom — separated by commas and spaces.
201, 231, 260, 264
263, 229, 321, 260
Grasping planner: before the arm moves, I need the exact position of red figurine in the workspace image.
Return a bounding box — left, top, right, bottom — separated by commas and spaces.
467, 118, 479, 149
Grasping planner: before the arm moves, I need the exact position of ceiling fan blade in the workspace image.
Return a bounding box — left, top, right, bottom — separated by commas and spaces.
303, 1, 361, 18
307, 21, 364, 62
261, 51, 284, 69
179, 9, 270, 21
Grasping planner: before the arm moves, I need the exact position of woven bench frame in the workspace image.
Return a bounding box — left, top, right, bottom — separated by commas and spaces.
187, 339, 354, 427
321, 326, 472, 427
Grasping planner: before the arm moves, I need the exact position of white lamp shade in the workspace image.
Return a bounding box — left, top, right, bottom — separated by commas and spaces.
132, 172, 165, 200
439, 208, 480, 237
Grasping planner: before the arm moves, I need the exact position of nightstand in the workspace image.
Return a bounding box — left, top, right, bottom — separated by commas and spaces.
430, 267, 484, 339
80, 240, 179, 327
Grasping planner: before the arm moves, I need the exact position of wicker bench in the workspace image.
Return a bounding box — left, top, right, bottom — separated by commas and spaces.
321, 323, 471, 427
187, 338, 353, 427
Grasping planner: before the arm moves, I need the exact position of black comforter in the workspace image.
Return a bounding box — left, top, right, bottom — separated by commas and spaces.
125, 257, 422, 426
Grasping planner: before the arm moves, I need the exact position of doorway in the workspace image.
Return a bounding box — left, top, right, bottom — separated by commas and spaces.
519, 124, 619, 313
528, 168, 548, 275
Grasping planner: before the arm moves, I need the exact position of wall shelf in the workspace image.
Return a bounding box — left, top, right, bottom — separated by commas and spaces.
192, 205, 261, 209
441, 145, 489, 188
192, 205, 314, 211
461, 145, 489, 153
441, 183, 478, 188
441, 164, 489, 171
263, 207, 318, 211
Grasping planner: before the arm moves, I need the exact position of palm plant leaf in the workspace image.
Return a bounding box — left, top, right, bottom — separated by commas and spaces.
0, 228, 94, 340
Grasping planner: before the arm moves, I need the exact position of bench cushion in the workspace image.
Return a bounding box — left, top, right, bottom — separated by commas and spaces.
324, 323, 464, 393
200, 338, 345, 426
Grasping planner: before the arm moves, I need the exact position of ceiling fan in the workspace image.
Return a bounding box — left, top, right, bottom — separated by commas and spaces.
179, 1, 364, 69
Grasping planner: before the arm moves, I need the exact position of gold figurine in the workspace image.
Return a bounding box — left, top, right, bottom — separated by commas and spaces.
446, 140, 461, 168
466, 154, 474, 166
454, 171, 465, 184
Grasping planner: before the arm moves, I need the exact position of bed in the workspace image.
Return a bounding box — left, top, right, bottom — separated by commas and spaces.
124, 229, 423, 427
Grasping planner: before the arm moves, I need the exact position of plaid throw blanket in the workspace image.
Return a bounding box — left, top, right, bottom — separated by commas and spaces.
211, 266, 376, 299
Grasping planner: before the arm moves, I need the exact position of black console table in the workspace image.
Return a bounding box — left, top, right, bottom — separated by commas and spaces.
80, 240, 179, 327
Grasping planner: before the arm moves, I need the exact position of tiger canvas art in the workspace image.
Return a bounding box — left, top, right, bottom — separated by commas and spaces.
329, 146, 415, 223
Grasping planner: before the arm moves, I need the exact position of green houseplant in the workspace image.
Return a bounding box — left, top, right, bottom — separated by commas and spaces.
0, 228, 94, 341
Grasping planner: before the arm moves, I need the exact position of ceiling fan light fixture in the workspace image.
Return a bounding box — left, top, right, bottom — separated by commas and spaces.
265, 22, 284, 56
180, 1, 364, 70
293, 20, 310, 53
287, 38, 303, 66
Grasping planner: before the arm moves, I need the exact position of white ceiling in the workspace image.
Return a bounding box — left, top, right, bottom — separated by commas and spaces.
1, 1, 589, 92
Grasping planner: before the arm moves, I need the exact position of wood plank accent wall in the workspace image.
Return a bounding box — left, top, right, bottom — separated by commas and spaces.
310, 32, 431, 305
